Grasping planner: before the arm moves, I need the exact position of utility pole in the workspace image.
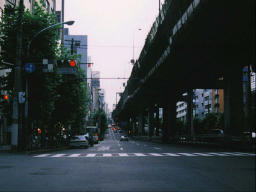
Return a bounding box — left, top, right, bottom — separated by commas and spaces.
71, 38, 74, 55
61, 0, 65, 45
11, 0, 24, 149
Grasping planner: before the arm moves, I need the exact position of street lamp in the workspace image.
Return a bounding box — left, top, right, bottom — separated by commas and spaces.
27, 20, 75, 56
131, 28, 141, 64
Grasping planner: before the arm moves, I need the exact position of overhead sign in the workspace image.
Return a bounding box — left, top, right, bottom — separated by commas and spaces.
24, 63, 35, 73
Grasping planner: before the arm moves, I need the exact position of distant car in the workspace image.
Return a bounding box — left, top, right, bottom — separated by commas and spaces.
120, 135, 128, 141
69, 135, 89, 148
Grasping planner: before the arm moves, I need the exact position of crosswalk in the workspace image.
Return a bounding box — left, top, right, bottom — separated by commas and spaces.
33, 152, 256, 158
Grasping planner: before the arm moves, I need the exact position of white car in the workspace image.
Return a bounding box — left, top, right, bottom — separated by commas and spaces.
69, 135, 89, 148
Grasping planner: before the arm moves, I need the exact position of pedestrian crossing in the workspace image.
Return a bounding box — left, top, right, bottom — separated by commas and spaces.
33, 152, 256, 158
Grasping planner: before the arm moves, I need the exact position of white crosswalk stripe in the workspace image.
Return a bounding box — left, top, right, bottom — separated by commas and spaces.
68, 154, 81, 157
177, 153, 197, 156
33, 152, 256, 158
207, 153, 230, 156
163, 153, 181, 156
119, 153, 129, 157
86, 153, 96, 157
193, 153, 214, 156
51, 154, 66, 157
149, 153, 163, 156
34, 154, 51, 157
134, 153, 147, 156
103, 153, 112, 157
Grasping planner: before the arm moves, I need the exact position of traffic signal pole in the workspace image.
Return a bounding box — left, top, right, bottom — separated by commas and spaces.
11, 0, 24, 149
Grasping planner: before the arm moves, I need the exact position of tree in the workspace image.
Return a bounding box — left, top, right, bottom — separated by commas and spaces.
93, 110, 108, 140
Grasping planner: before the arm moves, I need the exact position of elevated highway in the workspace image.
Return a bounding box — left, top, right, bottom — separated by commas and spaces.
113, 0, 255, 143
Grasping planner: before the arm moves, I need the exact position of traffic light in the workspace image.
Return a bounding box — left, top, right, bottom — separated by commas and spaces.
57, 59, 77, 67
69, 60, 76, 67
3, 94, 8, 100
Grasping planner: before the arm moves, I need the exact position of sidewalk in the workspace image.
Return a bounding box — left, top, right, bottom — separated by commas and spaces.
0, 144, 69, 154
0, 145, 11, 151
131, 135, 255, 152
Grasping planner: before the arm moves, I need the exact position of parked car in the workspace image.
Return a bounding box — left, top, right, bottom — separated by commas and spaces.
120, 135, 129, 141
69, 135, 89, 148
84, 133, 94, 146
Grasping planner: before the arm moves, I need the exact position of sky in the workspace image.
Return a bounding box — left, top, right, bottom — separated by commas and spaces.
57, 0, 163, 111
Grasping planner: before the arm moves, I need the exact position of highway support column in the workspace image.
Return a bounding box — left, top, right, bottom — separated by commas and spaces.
224, 67, 244, 142
162, 88, 177, 143
148, 106, 154, 140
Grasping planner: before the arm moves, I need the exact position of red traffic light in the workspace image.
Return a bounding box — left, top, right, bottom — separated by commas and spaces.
3, 94, 8, 100
69, 60, 76, 67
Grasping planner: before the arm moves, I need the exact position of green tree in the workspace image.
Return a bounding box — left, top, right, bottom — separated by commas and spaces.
93, 110, 108, 140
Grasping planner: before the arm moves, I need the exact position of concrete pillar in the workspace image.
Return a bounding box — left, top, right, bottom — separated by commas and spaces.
155, 106, 160, 136
224, 67, 244, 138
186, 89, 195, 139
162, 89, 177, 143
148, 106, 154, 139
138, 113, 144, 136
132, 117, 137, 136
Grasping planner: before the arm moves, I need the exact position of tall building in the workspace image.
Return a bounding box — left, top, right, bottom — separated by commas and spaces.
176, 89, 217, 122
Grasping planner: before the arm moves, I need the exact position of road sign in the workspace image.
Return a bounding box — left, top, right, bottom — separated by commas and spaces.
24, 63, 36, 73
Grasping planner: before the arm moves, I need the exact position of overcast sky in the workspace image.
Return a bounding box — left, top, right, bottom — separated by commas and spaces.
57, 0, 162, 111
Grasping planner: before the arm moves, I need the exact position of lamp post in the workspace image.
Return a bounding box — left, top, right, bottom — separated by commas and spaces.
131, 28, 141, 64
27, 20, 75, 56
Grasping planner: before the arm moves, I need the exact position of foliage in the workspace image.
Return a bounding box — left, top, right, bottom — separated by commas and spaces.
93, 109, 108, 139
0, 2, 89, 138
176, 119, 186, 135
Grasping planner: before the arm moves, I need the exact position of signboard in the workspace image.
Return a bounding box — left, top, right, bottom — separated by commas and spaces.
24, 63, 35, 73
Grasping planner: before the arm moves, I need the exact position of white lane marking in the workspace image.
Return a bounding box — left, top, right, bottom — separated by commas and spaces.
153, 147, 161, 150
120, 148, 123, 151
208, 153, 230, 156
177, 153, 197, 156
103, 153, 112, 157
149, 153, 163, 156
193, 153, 213, 156
51, 154, 66, 157
163, 153, 181, 156
86, 153, 96, 157
136, 143, 140, 146
134, 153, 147, 156
144, 145, 147, 147
68, 154, 81, 157
34, 154, 51, 157
119, 153, 129, 157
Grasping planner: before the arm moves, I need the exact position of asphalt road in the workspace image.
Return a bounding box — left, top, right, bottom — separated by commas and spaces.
0, 128, 255, 192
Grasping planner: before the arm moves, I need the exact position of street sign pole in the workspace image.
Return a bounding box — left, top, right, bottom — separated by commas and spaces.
11, 0, 24, 149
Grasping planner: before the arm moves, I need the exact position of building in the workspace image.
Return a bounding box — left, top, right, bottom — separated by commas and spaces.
176, 89, 217, 122
91, 71, 101, 113
212, 89, 224, 113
